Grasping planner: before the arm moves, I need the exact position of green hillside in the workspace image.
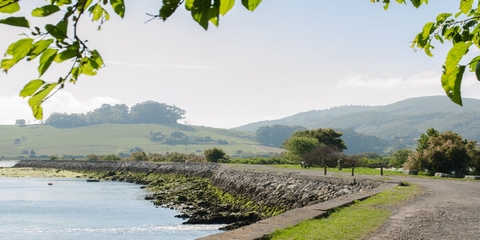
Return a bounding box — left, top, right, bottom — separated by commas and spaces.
0, 124, 283, 158
234, 96, 480, 141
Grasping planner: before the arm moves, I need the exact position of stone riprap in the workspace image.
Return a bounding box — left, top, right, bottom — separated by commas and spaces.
14, 160, 382, 211
211, 167, 382, 210
14, 160, 219, 178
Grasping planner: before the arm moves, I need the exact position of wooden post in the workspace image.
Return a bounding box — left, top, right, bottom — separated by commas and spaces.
324, 165, 327, 175
352, 167, 354, 176
381, 166, 383, 176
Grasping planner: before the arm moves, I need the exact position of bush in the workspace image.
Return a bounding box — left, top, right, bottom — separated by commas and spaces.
204, 148, 229, 163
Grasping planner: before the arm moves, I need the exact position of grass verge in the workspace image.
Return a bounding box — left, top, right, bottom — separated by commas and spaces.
272, 164, 407, 177
266, 182, 420, 240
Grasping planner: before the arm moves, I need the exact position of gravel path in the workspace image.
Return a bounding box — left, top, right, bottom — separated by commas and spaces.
365, 176, 480, 240
228, 165, 480, 239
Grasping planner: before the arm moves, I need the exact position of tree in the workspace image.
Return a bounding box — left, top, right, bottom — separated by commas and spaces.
283, 136, 320, 162
373, 0, 480, 106
15, 119, 26, 127
1, 1, 479, 118
130, 101, 185, 124
404, 130, 473, 176
389, 149, 413, 168
255, 125, 306, 147
204, 147, 228, 163
302, 145, 342, 167
290, 128, 347, 151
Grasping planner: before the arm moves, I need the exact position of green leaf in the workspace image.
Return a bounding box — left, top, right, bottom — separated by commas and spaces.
0, 58, 16, 72
220, 0, 235, 15
444, 41, 471, 76
460, 0, 473, 14
0, 17, 30, 28
436, 13, 452, 22
45, 19, 68, 41
27, 39, 54, 61
32, 5, 61, 17
441, 42, 471, 105
468, 55, 480, 72
241, 0, 261, 11
54, 44, 79, 63
28, 83, 58, 120
90, 50, 104, 67
110, 0, 125, 18
442, 65, 465, 106
80, 58, 98, 76
476, 61, 480, 81
31, 105, 43, 120
38, 48, 58, 76
189, 0, 211, 30
91, 4, 104, 21
28, 83, 58, 107
185, 0, 194, 10
10, 38, 34, 61
422, 22, 434, 39
78, 0, 94, 12
0, 1, 20, 14
19, 79, 45, 97
159, 0, 182, 21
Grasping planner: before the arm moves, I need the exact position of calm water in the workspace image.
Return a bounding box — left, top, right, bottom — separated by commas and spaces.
0, 161, 224, 240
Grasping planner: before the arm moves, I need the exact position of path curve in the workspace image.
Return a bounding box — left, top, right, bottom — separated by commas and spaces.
226, 165, 480, 239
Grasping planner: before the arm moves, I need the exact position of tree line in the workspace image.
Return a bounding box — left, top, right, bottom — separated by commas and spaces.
255, 124, 389, 154
45, 101, 185, 128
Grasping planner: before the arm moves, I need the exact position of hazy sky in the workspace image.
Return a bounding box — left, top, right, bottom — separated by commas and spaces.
1, 1, 478, 128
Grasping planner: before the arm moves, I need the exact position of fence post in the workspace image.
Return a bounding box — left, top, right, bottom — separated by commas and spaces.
352, 167, 354, 176
324, 165, 327, 175
380, 166, 383, 176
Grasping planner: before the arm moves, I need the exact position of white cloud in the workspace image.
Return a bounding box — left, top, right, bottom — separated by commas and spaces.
105, 61, 218, 70
0, 92, 121, 125
336, 71, 440, 89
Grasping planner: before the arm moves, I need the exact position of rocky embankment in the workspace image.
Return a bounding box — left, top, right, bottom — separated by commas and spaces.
14, 160, 382, 229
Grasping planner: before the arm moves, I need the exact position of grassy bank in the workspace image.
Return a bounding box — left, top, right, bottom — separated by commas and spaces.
267, 182, 420, 240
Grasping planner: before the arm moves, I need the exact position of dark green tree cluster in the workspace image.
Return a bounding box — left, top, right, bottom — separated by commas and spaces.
149, 131, 228, 145
404, 128, 480, 176
204, 147, 229, 163
255, 125, 306, 147
45, 101, 185, 128
290, 128, 347, 151
283, 128, 346, 163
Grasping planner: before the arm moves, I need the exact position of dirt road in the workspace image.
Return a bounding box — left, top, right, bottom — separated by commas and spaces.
366, 176, 480, 240
227, 164, 480, 239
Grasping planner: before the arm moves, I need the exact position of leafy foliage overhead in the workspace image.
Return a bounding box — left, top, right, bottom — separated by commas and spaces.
2, 1, 480, 119
0, 0, 262, 119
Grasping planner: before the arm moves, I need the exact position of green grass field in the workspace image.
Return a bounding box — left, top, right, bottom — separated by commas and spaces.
268, 183, 420, 240
272, 164, 406, 176
0, 124, 283, 157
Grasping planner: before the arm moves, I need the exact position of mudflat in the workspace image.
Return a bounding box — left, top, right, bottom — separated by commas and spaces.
0, 168, 82, 178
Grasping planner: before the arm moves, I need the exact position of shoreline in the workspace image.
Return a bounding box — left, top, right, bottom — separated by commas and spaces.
12, 160, 384, 233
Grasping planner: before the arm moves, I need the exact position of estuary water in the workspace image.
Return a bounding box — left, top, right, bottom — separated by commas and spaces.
0, 161, 223, 240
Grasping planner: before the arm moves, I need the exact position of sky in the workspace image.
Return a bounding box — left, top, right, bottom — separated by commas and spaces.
1, 0, 479, 128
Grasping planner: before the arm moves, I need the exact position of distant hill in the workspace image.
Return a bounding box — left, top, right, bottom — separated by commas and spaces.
0, 124, 282, 158
234, 96, 480, 141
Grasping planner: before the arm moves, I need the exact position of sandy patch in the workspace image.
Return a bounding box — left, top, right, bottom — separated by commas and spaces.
0, 168, 83, 178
